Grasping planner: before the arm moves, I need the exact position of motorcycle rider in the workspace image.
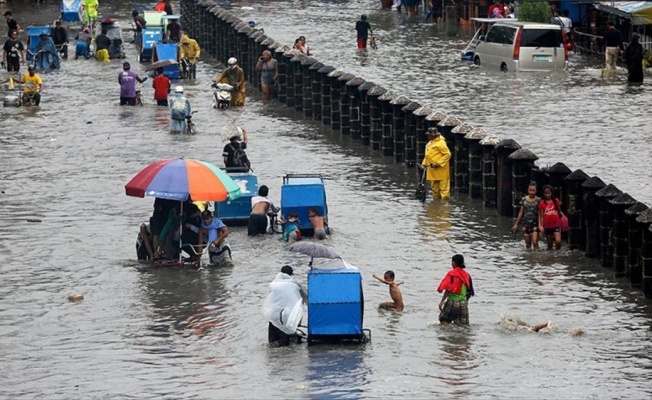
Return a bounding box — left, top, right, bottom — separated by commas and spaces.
169, 85, 192, 134
215, 57, 245, 106
21, 65, 42, 106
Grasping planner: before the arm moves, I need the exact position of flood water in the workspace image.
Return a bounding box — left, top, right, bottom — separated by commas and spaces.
1, 0, 651, 398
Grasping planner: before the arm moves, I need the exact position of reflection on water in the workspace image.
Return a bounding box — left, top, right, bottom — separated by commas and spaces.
431, 327, 476, 398
0, 0, 651, 398
306, 348, 369, 399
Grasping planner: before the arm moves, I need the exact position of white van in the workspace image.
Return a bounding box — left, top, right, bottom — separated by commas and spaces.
472, 21, 568, 72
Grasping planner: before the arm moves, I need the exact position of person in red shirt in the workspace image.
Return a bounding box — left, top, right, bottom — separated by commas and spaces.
538, 185, 564, 250
152, 67, 170, 106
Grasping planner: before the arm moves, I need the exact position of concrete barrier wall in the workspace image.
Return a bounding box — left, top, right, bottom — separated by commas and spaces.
180, 0, 652, 298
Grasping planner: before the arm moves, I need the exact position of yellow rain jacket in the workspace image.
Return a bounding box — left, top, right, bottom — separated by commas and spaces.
180, 35, 201, 60
421, 135, 451, 181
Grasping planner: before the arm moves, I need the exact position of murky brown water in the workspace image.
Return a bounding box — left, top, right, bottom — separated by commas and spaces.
0, 0, 651, 398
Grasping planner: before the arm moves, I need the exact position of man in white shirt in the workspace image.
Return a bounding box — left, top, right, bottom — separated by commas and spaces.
552, 9, 572, 35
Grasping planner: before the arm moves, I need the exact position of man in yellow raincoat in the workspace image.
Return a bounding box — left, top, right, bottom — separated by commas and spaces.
82, 0, 99, 26
179, 34, 201, 61
421, 127, 451, 200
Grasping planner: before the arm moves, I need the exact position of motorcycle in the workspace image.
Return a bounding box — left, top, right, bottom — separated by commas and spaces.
211, 82, 233, 110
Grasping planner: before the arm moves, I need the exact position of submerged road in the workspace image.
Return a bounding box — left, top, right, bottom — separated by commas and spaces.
0, 0, 651, 398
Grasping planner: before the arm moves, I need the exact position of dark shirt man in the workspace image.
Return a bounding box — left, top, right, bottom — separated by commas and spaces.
222, 135, 249, 172
133, 14, 146, 33
2, 30, 25, 72
95, 29, 111, 51
51, 23, 68, 46
603, 24, 624, 49
164, 0, 174, 15
51, 21, 68, 59
166, 20, 181, 42
355, 15, 372, 49
603, 23, 624, 76
4, 11, 19, 38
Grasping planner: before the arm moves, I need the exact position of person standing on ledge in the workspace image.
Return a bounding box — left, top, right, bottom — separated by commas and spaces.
355, 14, 373, 50
421, 127, 451, 200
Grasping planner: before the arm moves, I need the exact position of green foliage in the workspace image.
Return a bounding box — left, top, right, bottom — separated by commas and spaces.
515, 1, 553, 23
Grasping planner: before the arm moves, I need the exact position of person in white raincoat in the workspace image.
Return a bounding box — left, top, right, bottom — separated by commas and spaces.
263, 265, 307, 346
169, 85, 192, 134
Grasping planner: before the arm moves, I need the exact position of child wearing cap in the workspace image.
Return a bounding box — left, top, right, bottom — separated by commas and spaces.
437, 254, 475, 325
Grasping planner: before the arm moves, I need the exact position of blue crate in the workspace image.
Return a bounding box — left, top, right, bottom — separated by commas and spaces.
215, 173, 258, 225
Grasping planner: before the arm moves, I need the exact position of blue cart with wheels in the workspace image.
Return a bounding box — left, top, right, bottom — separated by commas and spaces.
152, 42, 180, 79
307, 261, 370, 345
280, 174, 328, 237
215, 172, 258, 225
26, 25, 52, 62
140, 27, 163, 62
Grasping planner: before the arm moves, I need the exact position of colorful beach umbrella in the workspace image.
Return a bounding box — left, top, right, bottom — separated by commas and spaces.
125, 157, 241, 202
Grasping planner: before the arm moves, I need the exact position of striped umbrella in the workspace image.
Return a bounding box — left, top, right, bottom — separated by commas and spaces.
125, 157, 241, 202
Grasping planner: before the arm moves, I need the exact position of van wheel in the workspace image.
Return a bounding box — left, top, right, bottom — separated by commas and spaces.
473, 57, 481, 66
500, 63, 508, 72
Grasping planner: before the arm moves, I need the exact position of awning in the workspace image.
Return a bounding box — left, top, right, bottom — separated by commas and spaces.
595, 1, 652, 25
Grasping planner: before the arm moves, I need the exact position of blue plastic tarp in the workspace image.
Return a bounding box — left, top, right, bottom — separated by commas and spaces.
61, 0, 83, 22
307, 270, 362, 336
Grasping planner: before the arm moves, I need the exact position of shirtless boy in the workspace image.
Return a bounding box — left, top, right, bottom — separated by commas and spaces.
308, 207, 327, 240
373, 270, 404, 312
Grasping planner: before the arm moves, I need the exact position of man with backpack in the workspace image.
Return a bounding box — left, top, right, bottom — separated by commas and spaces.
222, 127, 250, 172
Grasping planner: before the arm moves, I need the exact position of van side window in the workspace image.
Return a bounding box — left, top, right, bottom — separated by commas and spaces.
486, 26, 517, 45
501, 27, 517, 45
521, 29, 563, 47
485, 26, 500, 43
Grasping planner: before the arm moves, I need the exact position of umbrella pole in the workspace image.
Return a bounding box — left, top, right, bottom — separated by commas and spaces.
178, 201, 183, 265
309, 256, 313, 269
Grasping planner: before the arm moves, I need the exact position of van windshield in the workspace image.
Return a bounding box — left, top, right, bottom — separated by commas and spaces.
520, 29, 562, 47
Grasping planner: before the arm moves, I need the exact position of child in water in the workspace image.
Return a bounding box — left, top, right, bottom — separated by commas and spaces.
500, 315, 552, 332
512, 182, 541, 250
281, 210, 302, 243
372, 270, 404, 312
308, 207, 328, 240
538, 185, 564, 250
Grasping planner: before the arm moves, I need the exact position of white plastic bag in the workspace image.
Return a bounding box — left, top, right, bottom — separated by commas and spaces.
262, 273, 304, 334
219, 120, 243, 142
